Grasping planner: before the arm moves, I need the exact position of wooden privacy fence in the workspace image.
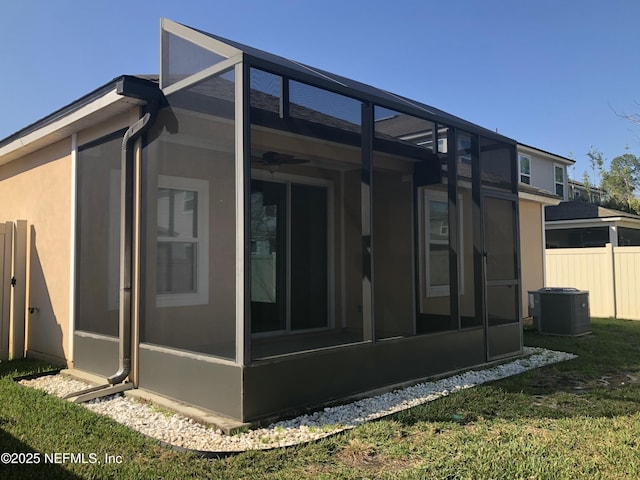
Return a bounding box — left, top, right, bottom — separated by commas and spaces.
0, 220, 27, 360
545, 244, 640, 320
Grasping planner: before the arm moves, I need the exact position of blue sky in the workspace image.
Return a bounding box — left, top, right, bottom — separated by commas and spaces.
1, 1, 639, 180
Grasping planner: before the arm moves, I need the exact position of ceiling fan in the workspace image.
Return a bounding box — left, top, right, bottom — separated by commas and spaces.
256, 151, 309, 166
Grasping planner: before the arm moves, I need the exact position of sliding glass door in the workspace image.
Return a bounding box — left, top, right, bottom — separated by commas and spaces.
250, 179, 329, 334
250, 180, 287, 333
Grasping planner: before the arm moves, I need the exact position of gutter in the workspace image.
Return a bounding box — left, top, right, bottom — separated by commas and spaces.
0, 76, 158, 149
108, 81, 162, 385
0, 76, 158, 167
518, 190, 562, 206
517, 143, 575, 165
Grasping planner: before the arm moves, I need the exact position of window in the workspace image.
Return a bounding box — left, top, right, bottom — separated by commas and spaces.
422, 190, 463, 297
457, 133, 472, 164
249, 173, 332, 335
519, 155, 531, 184
156, 175, 209, 307
554, 165, 565, 198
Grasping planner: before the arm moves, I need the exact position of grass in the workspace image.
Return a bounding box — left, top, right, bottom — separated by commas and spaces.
2, 317, 640, 479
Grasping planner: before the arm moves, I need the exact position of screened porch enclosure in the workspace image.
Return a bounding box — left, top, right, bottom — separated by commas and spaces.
72, 19, 522, 422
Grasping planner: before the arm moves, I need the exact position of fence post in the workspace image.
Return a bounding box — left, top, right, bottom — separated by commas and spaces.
607, 243, 617, 319
10, 220, 27, 359
0, 221, 12, 361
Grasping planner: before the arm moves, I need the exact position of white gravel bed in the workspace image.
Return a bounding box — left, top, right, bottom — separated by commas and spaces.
19, 347, 575, 453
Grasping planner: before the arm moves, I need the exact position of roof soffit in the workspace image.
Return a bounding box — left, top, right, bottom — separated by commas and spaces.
0, 90, 144, 166
518, 190, 562, 206
517, 143, 574, 165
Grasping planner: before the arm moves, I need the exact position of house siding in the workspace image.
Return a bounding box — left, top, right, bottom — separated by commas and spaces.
518, 146, 570, 201
519, 199, 544, 316
0, 138, 72, 364
529, 155, 556, 195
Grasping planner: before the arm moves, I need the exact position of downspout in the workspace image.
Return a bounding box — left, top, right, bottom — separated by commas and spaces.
108, 99, 158, 385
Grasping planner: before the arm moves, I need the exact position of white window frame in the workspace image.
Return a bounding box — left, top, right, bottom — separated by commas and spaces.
519, 154, 531, 185
554, 164, 565, 199
421, 189, 464, 298
156, 175, 209, 308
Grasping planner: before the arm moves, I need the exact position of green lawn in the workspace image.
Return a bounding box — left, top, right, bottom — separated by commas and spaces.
2, 317, 640, 479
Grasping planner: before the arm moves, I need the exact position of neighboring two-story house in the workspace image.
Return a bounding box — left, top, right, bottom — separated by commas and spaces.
518, 143, 570, 200
567, 178, 608, 204
516, 143, 574, 317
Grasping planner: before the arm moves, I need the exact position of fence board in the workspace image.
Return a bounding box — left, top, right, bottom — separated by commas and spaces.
545, 245, 640, 320
0, 222, 12, 360
614, 247, 640, 320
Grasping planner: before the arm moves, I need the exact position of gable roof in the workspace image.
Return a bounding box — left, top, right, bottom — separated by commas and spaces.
546, 200, 640, 221
0, 75, 159, 165
517, 142, 574, 165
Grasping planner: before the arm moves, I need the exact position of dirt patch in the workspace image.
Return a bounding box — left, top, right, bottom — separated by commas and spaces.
335, 438, 420, 475
567, 371, 639, 393
528, 370, 639, 396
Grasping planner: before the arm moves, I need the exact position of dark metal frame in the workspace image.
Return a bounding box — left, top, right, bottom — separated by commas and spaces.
447, 127, 460, 329
241, 60, 252, 367
73, 128, 128, 377
241, 58, 522, 356
361, 101, 374, 341
106, 20, 524, 421
479, 138, 522, 360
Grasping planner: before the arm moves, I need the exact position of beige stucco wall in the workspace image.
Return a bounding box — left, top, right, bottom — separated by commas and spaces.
519, 199, 544, 317
0, 139, 72, 365
0, 110, 136, 366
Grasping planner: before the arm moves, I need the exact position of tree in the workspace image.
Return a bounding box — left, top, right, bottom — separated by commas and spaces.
579, 148, 640, 214
581, 170, 593, 202
580, 147, 605, 204
586, 147, 604, 194
620, 100, 640, 126
601, 153, 640, 214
